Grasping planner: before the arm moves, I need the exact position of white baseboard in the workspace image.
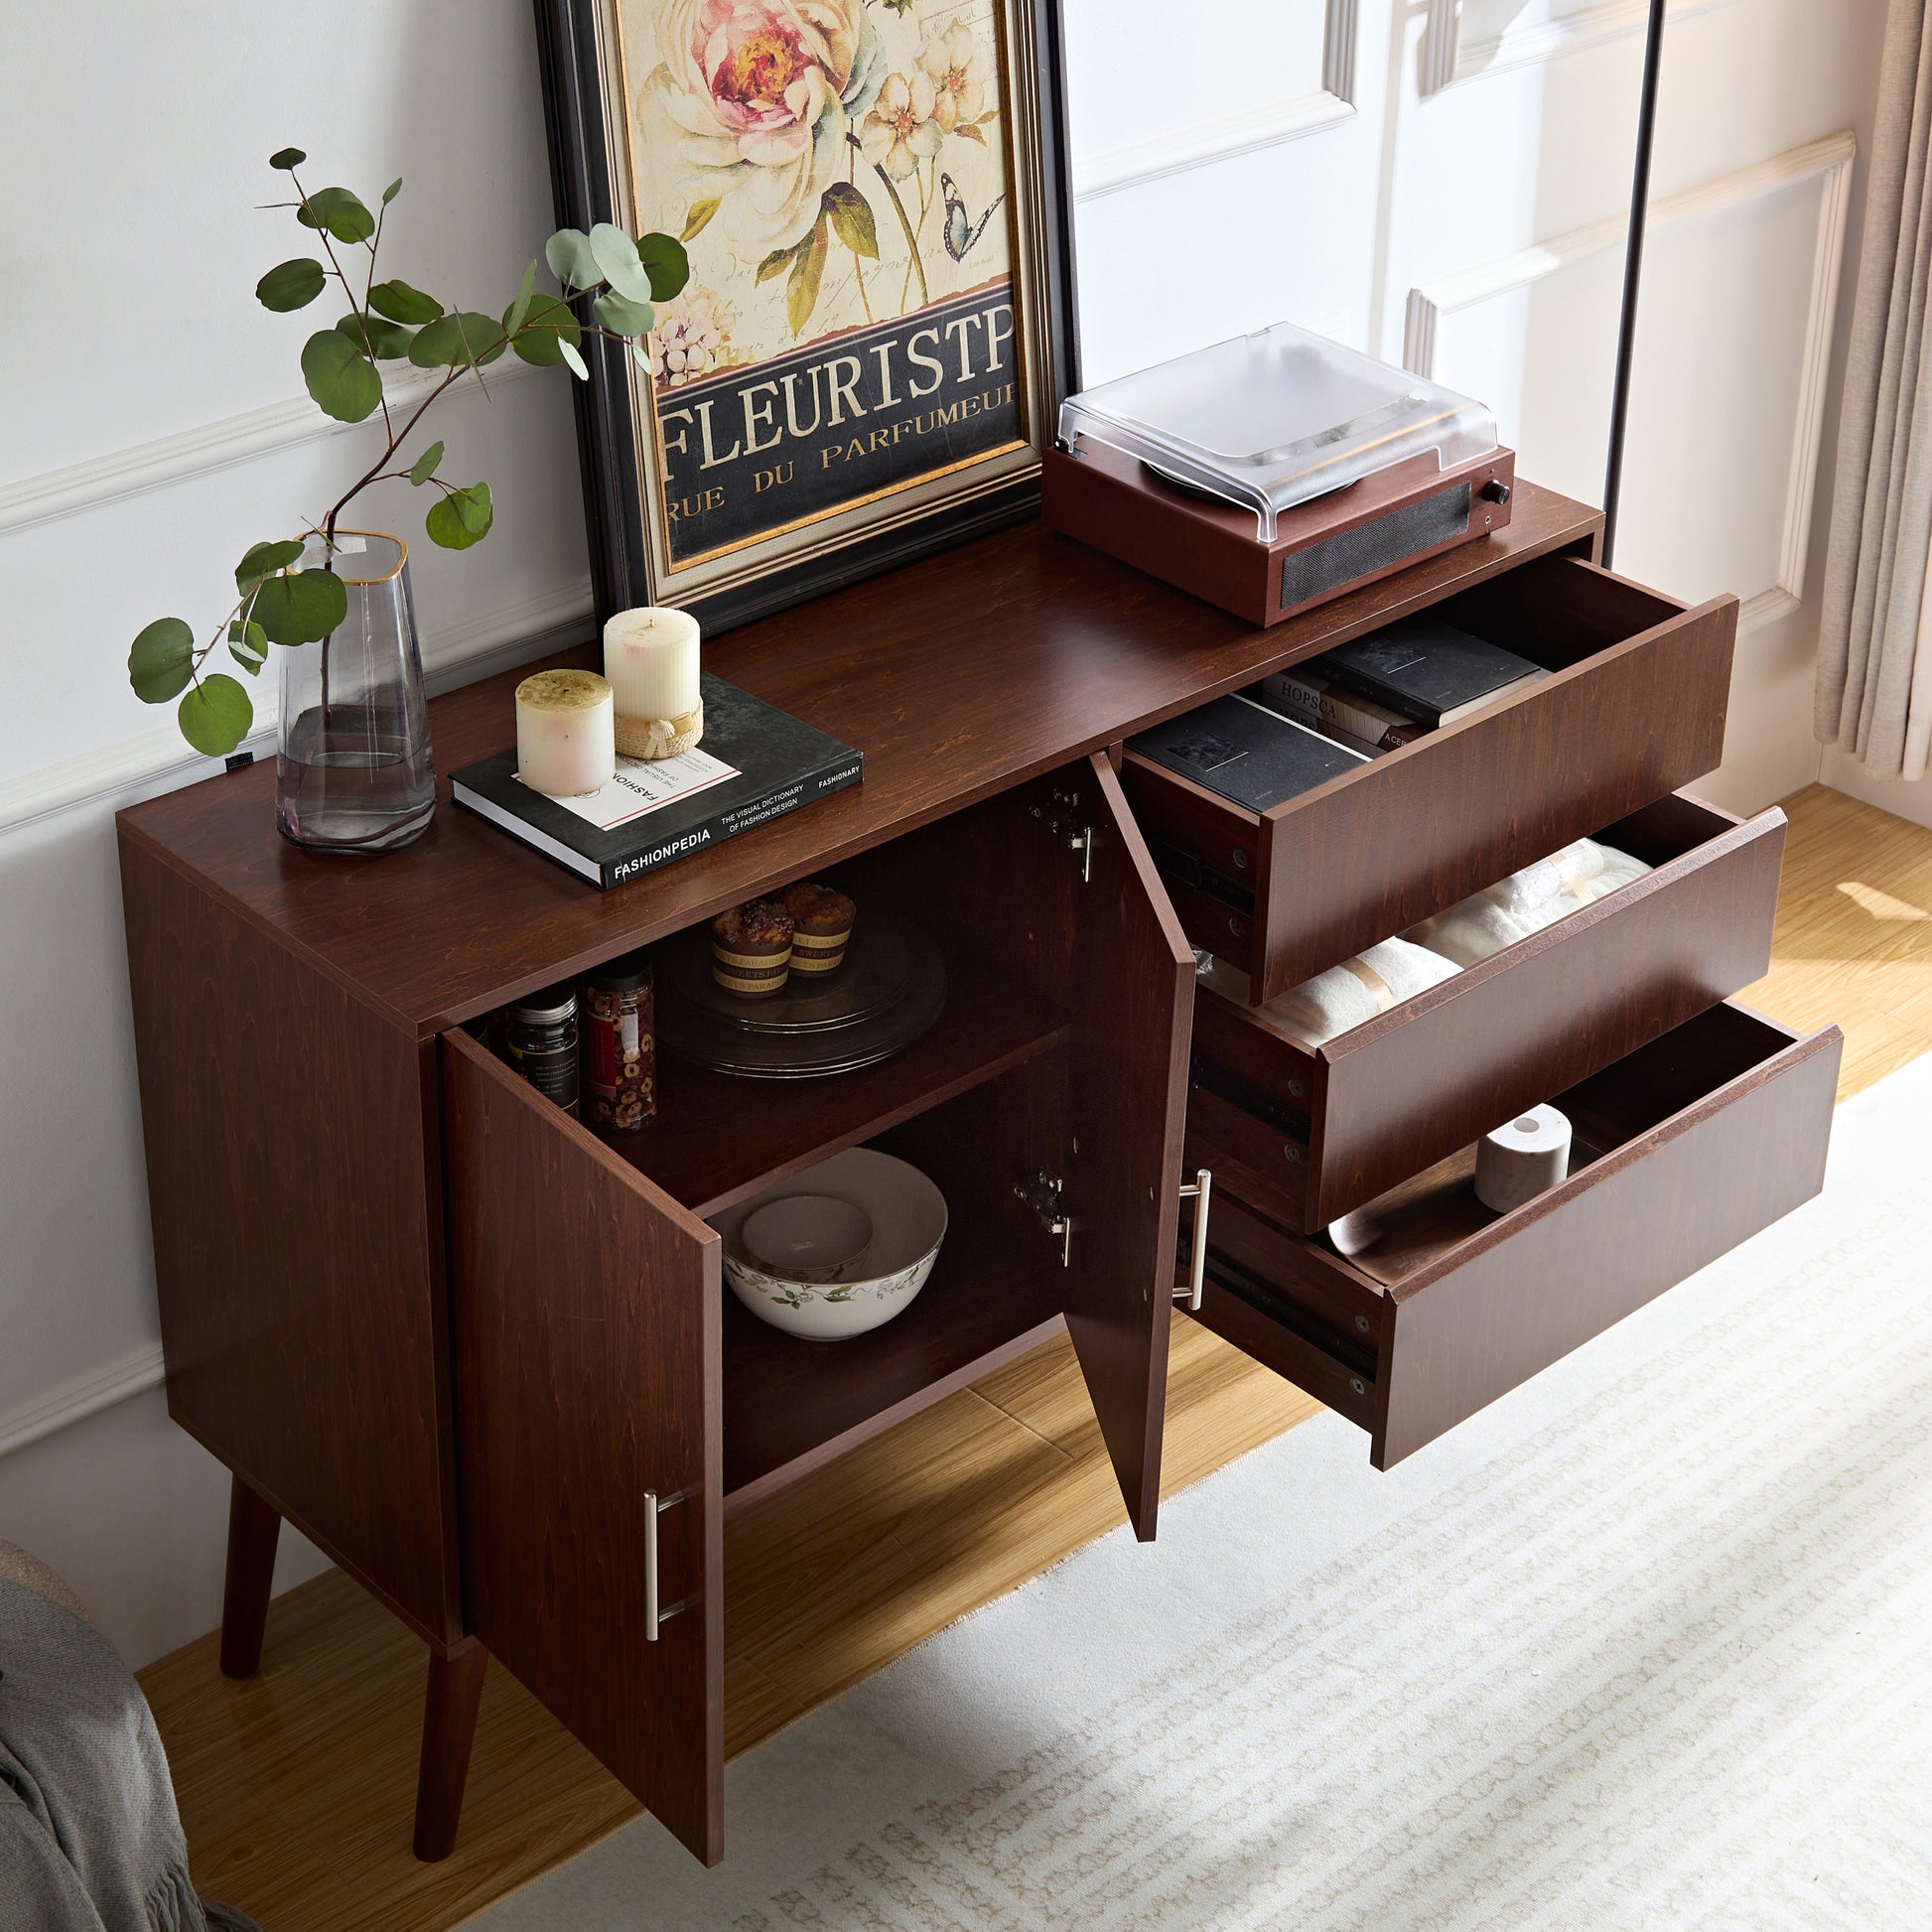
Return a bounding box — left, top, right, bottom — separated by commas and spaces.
0, 1345, 167, 1461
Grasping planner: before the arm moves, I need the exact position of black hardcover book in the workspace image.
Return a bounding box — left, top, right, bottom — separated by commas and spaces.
451, 673, 863, 890
1316, 618, 1545, 728
1127, 694, 1367, 813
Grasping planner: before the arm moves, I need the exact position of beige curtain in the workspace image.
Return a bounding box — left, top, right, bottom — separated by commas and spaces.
1817, 0, 1932, 780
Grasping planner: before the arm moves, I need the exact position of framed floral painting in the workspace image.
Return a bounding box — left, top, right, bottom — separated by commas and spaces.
535, 0, 1079, 630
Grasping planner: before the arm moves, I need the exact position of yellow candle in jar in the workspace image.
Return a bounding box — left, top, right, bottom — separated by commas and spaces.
515, 669, 616, 797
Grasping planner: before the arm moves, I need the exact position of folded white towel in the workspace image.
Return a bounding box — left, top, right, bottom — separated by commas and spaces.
1267, 937, 1461, 1047
1483, 838, 1608, 914
1408, 895, 1557, 968
1407, 838, 1652, 967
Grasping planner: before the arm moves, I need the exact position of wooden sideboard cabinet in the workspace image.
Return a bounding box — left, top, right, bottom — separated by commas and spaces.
116, 483, 1841, 1868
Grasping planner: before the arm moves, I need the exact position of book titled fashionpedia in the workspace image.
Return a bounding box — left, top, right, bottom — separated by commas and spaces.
451, 673, 863, 890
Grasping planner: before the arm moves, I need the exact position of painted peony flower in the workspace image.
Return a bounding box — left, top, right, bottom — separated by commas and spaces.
917, 19, 990, 134
858, 70, 942, 181
644, 0, 884, 250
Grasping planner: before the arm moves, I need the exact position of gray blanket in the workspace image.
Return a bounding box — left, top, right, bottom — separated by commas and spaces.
0, 1577, 259, 1932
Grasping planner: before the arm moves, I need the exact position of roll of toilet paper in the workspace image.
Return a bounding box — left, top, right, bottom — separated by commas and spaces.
1474, 1104, 1573, 1213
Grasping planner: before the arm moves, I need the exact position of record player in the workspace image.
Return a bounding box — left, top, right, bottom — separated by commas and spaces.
1041, 322, 1515, 628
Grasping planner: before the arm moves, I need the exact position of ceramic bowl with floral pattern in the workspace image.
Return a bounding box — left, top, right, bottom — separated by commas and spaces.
711, 1148, 947, 1341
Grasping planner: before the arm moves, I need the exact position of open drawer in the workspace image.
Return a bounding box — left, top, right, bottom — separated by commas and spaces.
1120, 551, 1739, 1005
1182, 1003, 1842, 1469
1190, 793, 1788, 1230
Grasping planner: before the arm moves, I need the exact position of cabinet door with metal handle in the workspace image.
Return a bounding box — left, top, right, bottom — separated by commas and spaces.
1062, 752, 1198, 1544
443, 1028, 725, 1867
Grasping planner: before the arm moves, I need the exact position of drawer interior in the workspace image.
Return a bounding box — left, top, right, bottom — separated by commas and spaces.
1123, 552, 1734, 1000
1188, 1002, 1836, 1453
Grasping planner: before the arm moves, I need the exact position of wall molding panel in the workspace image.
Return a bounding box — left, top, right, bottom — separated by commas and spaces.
1073, 0, 1357, 200
0, 1345, 166, 1461
1403, 131, 1855, 630
1419, 0, 1744, 97
0, 574, 593, 836
0, 358, 544, 540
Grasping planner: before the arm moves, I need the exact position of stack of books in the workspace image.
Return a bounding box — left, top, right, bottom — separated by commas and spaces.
1254, 618, 1547, 758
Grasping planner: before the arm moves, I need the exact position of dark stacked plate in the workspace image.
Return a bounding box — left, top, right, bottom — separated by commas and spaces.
657, 908, 947, 1078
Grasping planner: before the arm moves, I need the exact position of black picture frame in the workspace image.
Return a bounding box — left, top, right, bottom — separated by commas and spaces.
531, 0, 1082, 636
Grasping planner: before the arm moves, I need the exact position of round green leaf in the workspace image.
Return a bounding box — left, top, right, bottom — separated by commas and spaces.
407, 311, 506, 369
631, 340, 654, 375
302, 330, 382, 422
256, 257, 327, 312
559, 338, 589, 381
269, 147, 307, 171
407, 440, 445, 486
545, 227, 599, 291
234, 538, 307, 595
426, 482, 493, 551
253, 567, 348, 645
636, 231, 691, 300
593, 289, 654, 336
337, 311, 415, 359
129, 618, 195, 704
590, 223, 653, 304
178, 675, 254, 758
368, 278, 443, 325
297, 186, 376, 244
227, 619, 269, 676
509, 294, 582, 366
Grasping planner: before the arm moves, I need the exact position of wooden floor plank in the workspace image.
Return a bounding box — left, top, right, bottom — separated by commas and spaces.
140, 780, 1932, 1931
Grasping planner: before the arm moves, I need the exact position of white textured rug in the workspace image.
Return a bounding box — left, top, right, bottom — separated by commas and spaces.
477, 1053, 1932, 1930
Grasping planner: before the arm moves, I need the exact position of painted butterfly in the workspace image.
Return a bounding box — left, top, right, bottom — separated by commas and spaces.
940, 172, 1005, 262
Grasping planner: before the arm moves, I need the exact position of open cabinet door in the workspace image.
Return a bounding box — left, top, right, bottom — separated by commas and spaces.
1064, 752, 1197, 1540
442, 1029, 724, 1865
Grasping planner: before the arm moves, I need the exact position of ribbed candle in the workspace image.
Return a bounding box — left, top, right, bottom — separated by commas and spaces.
605, 608, 700, 721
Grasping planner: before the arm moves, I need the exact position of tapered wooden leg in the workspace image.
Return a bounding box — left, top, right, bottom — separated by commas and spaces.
413, 1637, 486, 1862
218, 1474, 281, 1679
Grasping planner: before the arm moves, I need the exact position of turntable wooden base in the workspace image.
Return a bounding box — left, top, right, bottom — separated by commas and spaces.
1041, 436, 1516, 627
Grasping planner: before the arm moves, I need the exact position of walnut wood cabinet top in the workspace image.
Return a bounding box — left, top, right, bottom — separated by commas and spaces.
118, 484, 1601, 1035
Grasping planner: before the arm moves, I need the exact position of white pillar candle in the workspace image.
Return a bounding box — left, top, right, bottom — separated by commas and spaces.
605, 607, 702, 758
515, 668, 617, 797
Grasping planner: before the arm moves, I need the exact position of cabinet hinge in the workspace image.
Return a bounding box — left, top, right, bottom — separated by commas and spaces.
1015, 1171, 1073, 1266
1031, 786, 1094, 883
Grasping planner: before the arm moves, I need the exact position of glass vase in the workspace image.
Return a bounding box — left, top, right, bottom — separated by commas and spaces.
276, 531, 436, 852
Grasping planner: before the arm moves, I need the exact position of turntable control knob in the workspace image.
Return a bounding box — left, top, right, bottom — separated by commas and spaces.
1480, 479, 1512, 504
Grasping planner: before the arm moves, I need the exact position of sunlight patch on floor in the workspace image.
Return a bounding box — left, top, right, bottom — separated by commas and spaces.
1835, 878, 1931, 922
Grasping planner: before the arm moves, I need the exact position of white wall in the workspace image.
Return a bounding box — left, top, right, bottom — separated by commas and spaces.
0, 2, 592, 1666
0, 0, 1893, 1669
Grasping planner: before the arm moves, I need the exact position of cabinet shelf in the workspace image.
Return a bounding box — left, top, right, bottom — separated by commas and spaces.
721, 1207, 1066, 1509
601, 956, 1067, 1218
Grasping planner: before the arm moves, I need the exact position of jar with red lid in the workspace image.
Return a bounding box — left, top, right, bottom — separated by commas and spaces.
583, 949, 655, 1132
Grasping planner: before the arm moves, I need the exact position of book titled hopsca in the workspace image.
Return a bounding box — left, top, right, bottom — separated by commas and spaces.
451, 673, 863, 890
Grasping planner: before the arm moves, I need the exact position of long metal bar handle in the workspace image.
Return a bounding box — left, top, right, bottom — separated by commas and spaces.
1174, 1169, 1213, 1311
643, 1488, 688, 1641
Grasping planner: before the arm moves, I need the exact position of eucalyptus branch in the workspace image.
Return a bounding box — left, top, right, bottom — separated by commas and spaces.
127, 146, 690, 757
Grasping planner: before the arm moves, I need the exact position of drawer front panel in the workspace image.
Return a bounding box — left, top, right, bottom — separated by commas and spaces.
1195, 802, 1789, 1231
1376, 1016, 1839, 1467
1184, 1009, 1841, 1474
1254, 588, 1737, 1001
1120, 555, 1739, 1006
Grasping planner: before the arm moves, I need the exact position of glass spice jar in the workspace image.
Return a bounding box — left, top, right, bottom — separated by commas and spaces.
583, 949, 655, 1133
502, 983, 580, 1117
